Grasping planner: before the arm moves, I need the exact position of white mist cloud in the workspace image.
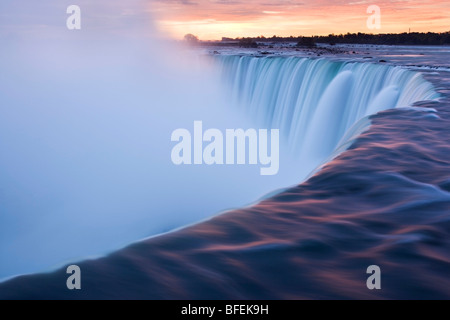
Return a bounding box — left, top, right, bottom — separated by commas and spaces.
0, 0, 299, 280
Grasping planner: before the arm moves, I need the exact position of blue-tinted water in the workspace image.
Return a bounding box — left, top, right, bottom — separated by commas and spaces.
1, 45, 450, 299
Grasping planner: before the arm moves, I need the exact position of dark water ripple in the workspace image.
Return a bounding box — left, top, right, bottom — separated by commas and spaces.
1, 78, 450, 300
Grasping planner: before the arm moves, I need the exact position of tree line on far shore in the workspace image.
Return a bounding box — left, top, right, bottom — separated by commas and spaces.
216, 32, 450, 47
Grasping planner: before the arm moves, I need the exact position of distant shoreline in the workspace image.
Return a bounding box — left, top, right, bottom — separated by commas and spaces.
196, 42, 450, 74
193, 31, 450, 47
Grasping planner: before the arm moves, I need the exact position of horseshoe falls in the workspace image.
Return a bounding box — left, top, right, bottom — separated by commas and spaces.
2, 42, 450, 299
215, 56, 439, 175
2, 0, 450, 300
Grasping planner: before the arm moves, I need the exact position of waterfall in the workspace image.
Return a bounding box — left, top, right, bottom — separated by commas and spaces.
215, 56, 439, 169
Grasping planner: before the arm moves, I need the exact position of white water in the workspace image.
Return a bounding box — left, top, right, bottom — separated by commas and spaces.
215, 55, 439, 173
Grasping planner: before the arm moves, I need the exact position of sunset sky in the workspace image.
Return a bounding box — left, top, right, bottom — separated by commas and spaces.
149, 0, 450, 40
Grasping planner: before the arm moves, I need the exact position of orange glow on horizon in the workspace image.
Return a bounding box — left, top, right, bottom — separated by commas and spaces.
149, 0, 450, 40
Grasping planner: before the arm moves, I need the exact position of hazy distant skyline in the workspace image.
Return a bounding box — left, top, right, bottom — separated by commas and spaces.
149, 0, 450, 40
